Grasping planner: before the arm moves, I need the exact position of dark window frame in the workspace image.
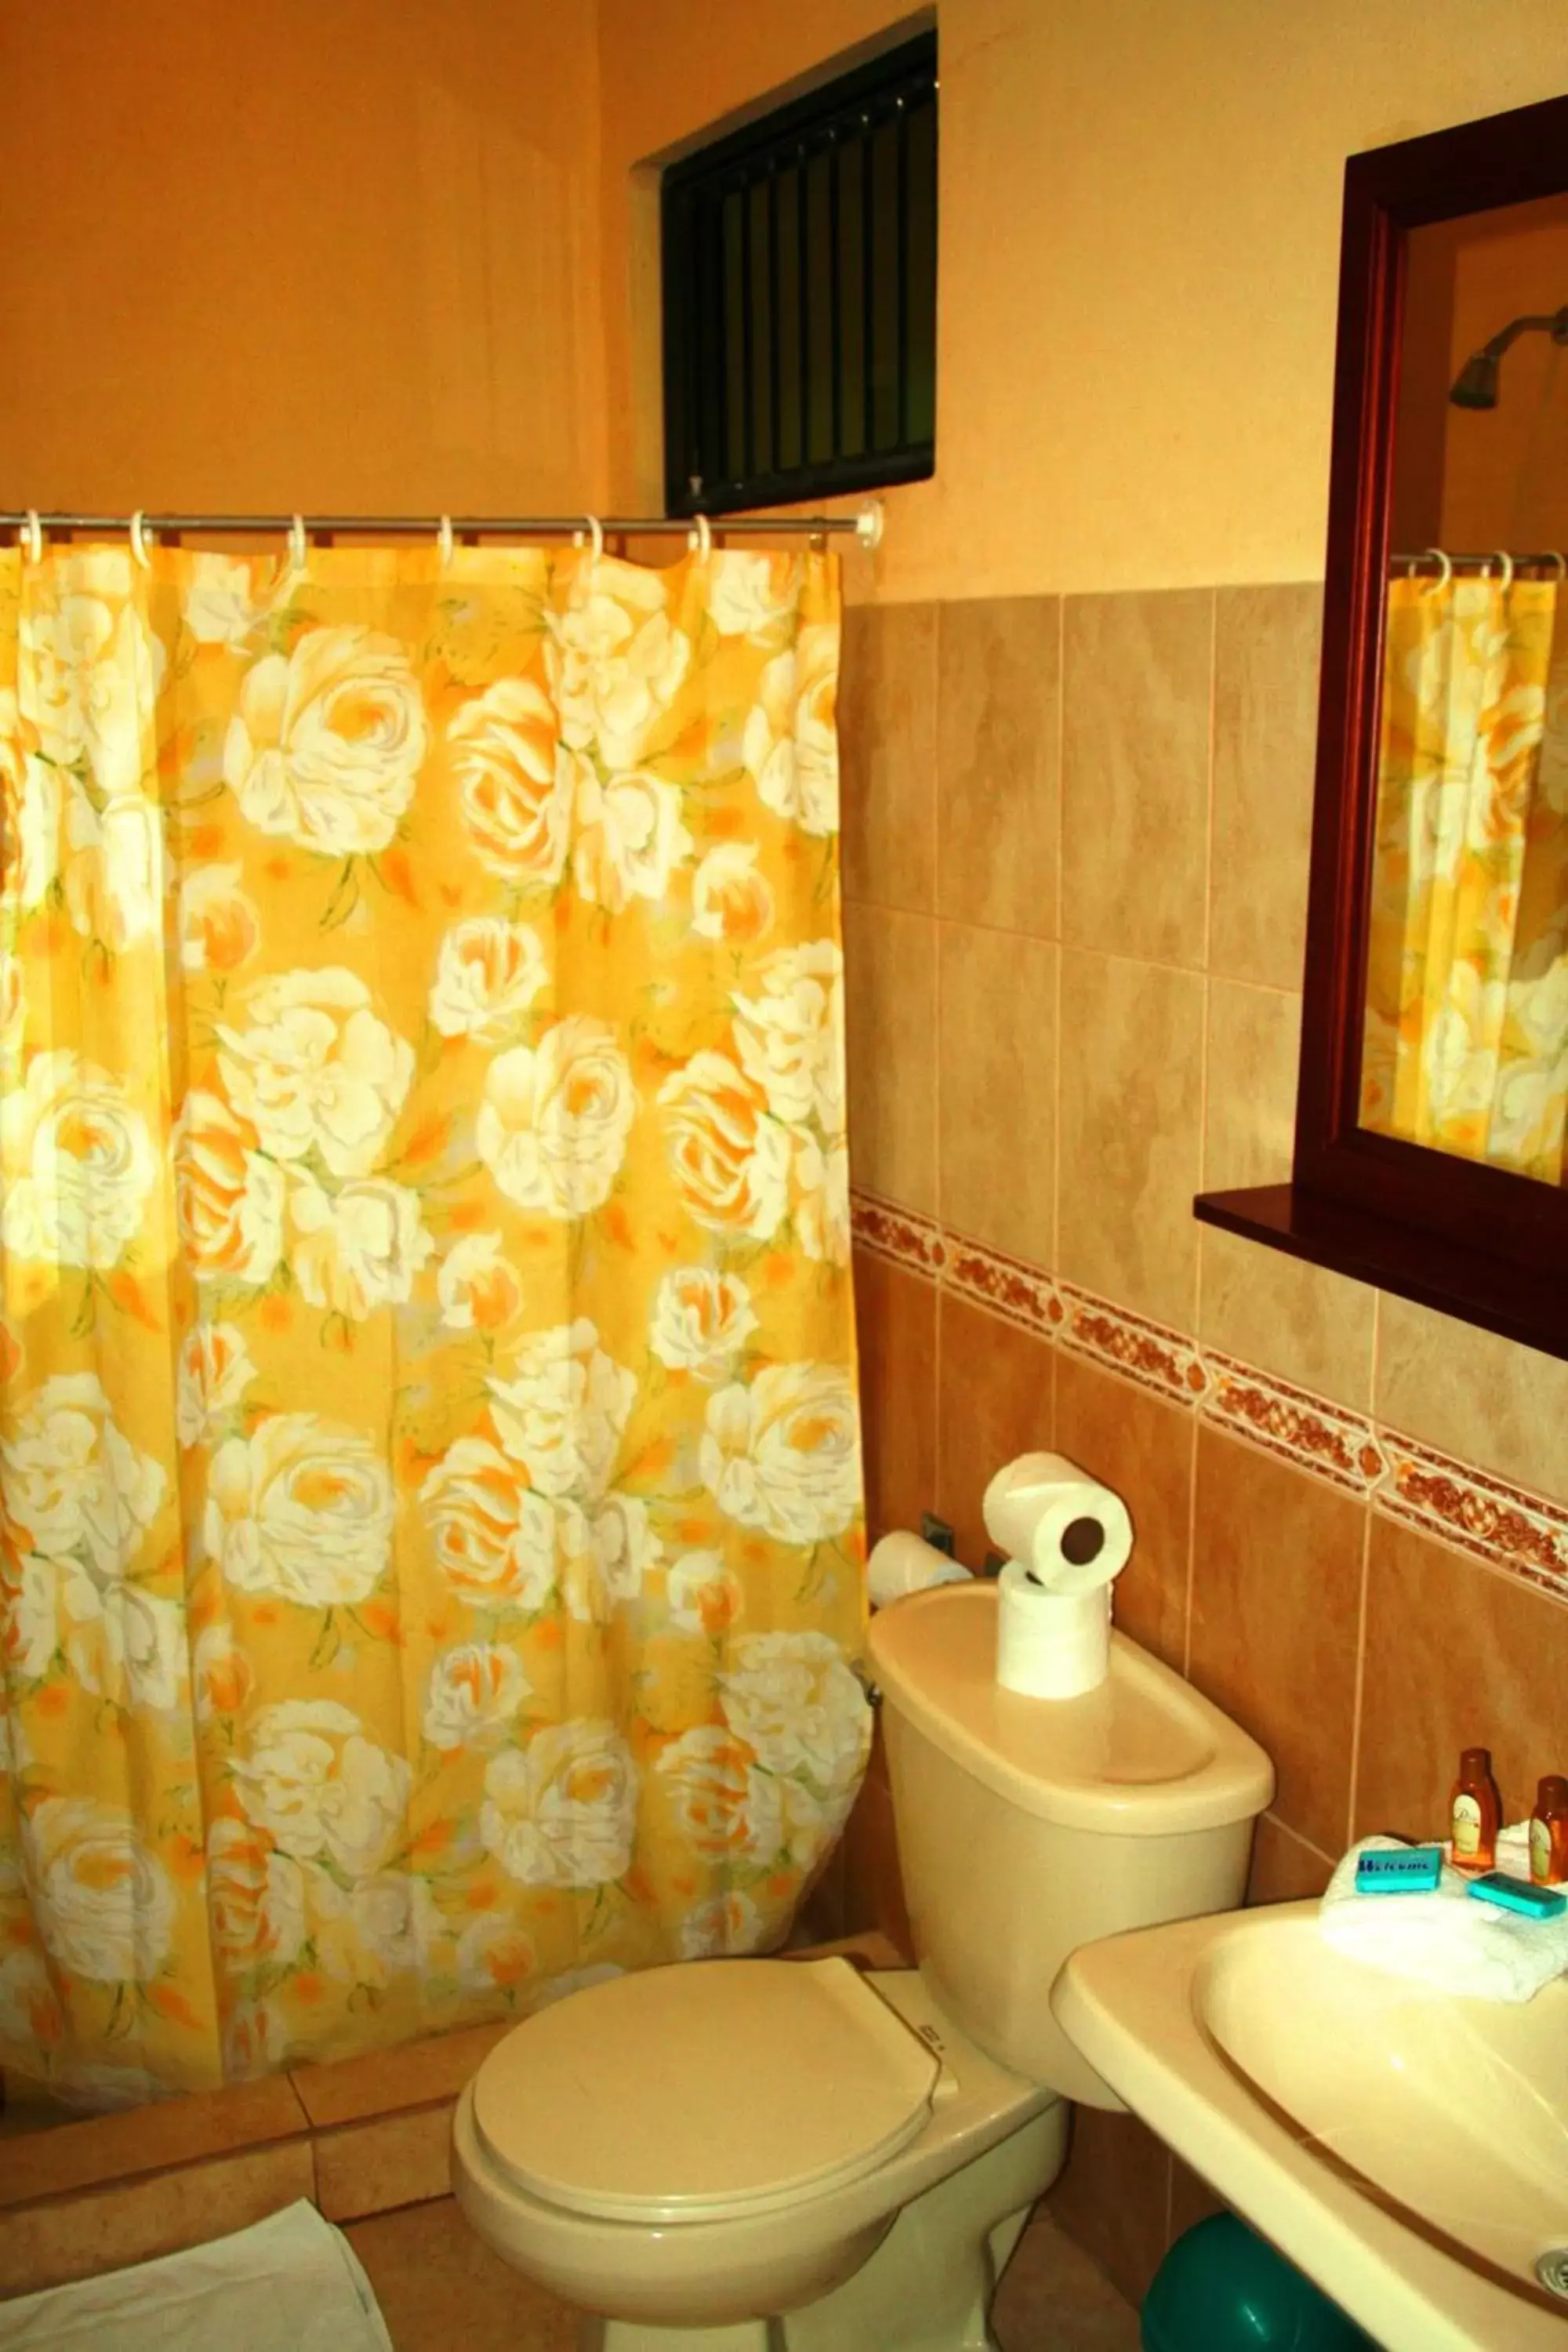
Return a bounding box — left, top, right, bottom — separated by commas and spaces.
661, 31, 938, 518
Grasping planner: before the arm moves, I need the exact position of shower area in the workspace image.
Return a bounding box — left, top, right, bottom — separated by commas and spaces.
0, 518, 873, 2116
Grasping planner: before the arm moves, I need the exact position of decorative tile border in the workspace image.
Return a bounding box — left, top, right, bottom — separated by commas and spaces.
1379, 1434, 1568, 1605
1202, 1353, 1389, 1497
1059, 1283, 1208, 1406
848, 1187, 1568, 1599
849, 1192, 946, 1276
944, 1232, 1062, 1338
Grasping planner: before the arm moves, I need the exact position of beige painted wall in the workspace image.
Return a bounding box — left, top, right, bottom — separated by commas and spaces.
597, 0, 1568, 600
0, 1, 605, 515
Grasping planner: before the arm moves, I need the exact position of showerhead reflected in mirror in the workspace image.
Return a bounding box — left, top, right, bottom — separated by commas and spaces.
1360, 195, 1568, 1188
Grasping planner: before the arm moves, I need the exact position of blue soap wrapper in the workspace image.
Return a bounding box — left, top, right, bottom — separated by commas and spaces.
1355, 1844, 1445, 1894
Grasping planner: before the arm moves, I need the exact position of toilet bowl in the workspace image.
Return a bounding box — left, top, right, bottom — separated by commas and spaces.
452, 1584, 1274, 2350
452, 1958, 1065, 2351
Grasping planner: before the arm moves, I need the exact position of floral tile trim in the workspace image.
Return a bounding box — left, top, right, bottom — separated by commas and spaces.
1200, 1354, 1388, 1496
849, 1191, 946, 1276
846, 1190, 1568, 1596
1058, 1283, 1208, 1406
1377, 1433, 1568, 1604
943, 1232, 1062, 1338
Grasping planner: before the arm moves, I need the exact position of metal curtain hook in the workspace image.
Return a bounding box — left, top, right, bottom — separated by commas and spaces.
1489, 549, 1515, 593
572, 515, 604, 564
289, 513, 308, 571
437, 514, 455, 567
1421, 546, 1453, 597
687, 512, 712, 560
1547, 551, 1568, 583
20, 510, 43, 564
129, 509, 154, 569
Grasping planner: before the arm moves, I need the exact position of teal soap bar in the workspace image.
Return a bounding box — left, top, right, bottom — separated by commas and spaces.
1355, 1845, 1444, 1893
1466, 1871, 1567, 1919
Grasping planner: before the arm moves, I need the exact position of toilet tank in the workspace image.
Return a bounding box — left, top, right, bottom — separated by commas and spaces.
866, 1583, 1273, 2111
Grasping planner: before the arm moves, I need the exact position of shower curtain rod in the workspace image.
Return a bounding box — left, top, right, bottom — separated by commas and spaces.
1390, 549, 1566, 570
1, 503, 884, 546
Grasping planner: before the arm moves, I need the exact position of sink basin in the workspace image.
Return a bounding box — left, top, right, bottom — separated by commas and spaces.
1053, 1900, 1568, 2351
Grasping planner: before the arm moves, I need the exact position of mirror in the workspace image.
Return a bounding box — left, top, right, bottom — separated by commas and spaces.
1362, 195, 1568, 1187
1194, 92, 1568, 1363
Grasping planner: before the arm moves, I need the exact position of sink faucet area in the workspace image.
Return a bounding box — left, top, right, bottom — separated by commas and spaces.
1052, 1900, 1568, 2351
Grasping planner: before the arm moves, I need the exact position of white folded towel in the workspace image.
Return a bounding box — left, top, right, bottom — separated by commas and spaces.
0, 2200, 394, 2351
1318, 1828, 1568, 2002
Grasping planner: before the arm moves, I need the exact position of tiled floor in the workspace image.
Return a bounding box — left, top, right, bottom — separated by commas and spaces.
347, 2197, 1141, 2351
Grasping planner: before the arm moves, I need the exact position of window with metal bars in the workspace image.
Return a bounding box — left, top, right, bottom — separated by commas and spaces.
661, 31, 937, 517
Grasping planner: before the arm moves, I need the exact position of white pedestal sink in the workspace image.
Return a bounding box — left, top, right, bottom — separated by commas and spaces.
1052, 1900, 1568, 2351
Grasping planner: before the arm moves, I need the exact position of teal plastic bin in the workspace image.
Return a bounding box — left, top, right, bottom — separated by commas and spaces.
1142, 2214, 1377, 2350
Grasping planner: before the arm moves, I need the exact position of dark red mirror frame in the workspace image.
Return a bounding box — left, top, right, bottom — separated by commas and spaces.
1196, 89, 1568, 1365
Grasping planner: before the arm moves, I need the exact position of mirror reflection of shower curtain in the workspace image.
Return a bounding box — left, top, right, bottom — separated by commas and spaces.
1361, 570, 1567, 1183
0, 540, 868, 2107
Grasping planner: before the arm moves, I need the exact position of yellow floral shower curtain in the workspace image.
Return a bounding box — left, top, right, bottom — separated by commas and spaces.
1361, 570, 1568, 1181
0, 537, 869, 2106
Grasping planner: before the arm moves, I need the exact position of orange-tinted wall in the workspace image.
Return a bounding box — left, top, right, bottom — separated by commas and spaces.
597, 0, 1568, 600
0, 2, 605, 514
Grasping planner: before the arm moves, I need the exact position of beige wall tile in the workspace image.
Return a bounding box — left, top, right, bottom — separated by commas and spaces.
1200, 977, 1376, 1410
853, 1250, 938, 1544
1210, 583, 1323, 992
0, 2074, 306, 2212
839, 602, 938, 912
1169, 2158, 1225, 2241
1055, 1352, 1192, 1671
0, 2139, 314, 2299
1374, 1294, 1568, 1508
936, 1294, 1055, 1569
839, 1777, 913, 1959
314, 2100, 453, 2223
1061, 590, 1213, 967
843, 902, 938, 1214
1057, 950, 1205, 1334
1355, 1516, 1568, 1842
1047, 2106, 1171, 2309
1189, 1427, 1366, 1855
291, 2018, 514, 2130
1247, 1813, 1335, 1904
938, 924, 1056, 1265
936, 596, 1060, 935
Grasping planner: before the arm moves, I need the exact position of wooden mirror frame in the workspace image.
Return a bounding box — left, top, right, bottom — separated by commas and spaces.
1196, 90, 1568, 1363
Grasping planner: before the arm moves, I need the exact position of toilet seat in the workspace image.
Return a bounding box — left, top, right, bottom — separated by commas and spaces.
470, 1956, 943, 2225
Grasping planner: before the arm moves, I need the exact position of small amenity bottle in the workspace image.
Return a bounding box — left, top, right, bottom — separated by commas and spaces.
1530, 1775, 1568, 1886
1450, 1748, 1501, 1872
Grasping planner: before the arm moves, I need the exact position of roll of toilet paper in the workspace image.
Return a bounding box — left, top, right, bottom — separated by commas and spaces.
995, 1562, 1111, 1700
867, 1530, 974, 1610
982, 1453, 1133, 1595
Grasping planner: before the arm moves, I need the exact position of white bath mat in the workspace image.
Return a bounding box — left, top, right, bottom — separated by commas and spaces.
0, 2198, 394, 2350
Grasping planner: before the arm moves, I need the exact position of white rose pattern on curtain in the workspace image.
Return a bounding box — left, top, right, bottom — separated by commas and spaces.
0, 538, 869, 2104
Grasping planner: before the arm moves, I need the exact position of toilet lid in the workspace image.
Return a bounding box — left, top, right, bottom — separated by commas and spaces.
471, 1956, 941, 2223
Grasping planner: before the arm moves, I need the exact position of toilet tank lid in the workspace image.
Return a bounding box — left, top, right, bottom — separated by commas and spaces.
867, 1584, 1274, 1834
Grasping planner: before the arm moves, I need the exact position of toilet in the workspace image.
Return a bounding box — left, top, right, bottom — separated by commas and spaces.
452, 1581, 1275, 2351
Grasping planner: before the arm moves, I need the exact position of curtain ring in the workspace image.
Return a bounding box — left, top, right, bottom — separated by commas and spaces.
20, 510, 43, 564
1546, 551, 1567, 583
129, 509, 154, 570
289, 513, 308, 571
572, 515, 604, 564
1421, 546, 1453, 597
687, 513, 712, 561
1487, 549, 1515, 593
436, 514, 455, 567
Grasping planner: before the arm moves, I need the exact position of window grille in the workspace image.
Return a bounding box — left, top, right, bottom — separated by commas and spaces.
662, 31, 938, 517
